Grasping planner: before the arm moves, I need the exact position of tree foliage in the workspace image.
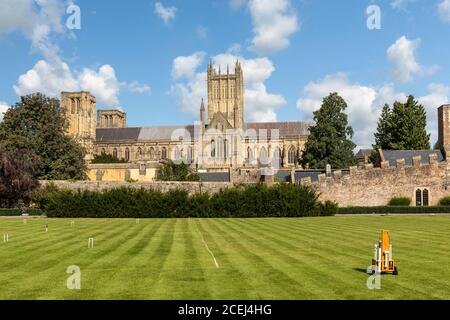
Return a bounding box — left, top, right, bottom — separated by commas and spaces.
300, 93, 357, 169
158, 160, 200, 181
0, 148, 40, 208
0, 93, 86, 180
373, 95, 430, 151
91, 153, 127, 164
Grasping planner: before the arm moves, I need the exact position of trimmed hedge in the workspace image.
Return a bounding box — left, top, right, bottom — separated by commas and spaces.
0, 208, 43, 216
38, 183, 337, 218
439, 196, 450, 206
388, 197, 411, 206
338, 206, 450, 215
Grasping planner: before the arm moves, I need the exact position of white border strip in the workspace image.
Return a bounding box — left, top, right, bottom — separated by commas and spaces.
200, 234, 219, 268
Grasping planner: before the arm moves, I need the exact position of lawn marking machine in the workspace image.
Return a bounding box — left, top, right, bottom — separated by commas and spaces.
369, 230, 398, 275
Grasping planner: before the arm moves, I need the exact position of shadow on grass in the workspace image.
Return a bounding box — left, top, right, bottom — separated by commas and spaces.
353, 267, 369, 274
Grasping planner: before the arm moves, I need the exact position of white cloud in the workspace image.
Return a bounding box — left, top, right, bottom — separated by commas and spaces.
418, 83, 449, 144
127, 81, 151, 94
171, 51, 206, 80
170, 72, 207, 115
248, 0, 299, 54
387, 36, 439, 82
296, 73, 408, 149
78, 65, 121, 106
154, 2, 177, 25
438, 0, 450, 22
14, 59, 78, 98
0, 101, 10, 121
170, 51, 286, 122
0, 0, 71, 62
13, 59, 123, 107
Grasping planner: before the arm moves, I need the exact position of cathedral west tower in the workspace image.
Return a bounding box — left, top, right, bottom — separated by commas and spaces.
207, 60, 244, 129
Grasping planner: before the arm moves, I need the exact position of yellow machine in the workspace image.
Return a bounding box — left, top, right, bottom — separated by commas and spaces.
370, 230, 398, 275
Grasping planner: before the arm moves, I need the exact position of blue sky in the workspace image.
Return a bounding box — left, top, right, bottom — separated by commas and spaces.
0, 0, 449, 148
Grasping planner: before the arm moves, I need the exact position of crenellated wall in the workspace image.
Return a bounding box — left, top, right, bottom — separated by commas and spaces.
299, 154, 449, 207
40, 180, 235, 195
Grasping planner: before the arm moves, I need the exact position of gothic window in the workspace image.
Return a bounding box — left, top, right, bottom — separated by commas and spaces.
174, 147, 180, 160
416, 189, 422, 207
260, 147, 268, 164
101, 148, 106, 155
162, 147, 167, 160
137, 147, 142, 158
125, 148, 130, 162
224, 139, 228, 159
216, 137, 223, 159
423, 189, 429, 207
247, 147, 253, 162
211, 140, 216, 158
272, 147, 282, 167
186, 147, 193, 164
150, 147, 155, 160
113, 148, 118, 159
288, 147, 296, 165
71, 99, 75, 114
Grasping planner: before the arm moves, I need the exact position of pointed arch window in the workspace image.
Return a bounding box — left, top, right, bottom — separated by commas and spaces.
288, 147, 296, 165
125, 148, 130, 162
273, 147, 282, 166
150, 147, 155, 160
247, 147, 254, 163
113, 148, 118, 159
187, 147, 193, 164
161, 147, 167, 160
260, 147, 268, 164
211, 140, 216, 158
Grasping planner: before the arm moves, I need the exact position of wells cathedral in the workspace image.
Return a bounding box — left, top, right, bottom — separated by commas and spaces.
61, 61, 312, 181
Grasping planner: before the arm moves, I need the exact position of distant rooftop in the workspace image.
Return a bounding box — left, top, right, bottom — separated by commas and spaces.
96, 121, 313, 142
381, 150, 445, 166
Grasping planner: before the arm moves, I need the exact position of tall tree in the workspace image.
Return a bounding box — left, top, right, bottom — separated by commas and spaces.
158, 160, 200, 181
373, 104, 393, 150
372, 95, 430, 151
0, 93, 87, 180
300, 93, 357, 169
0, 148, 40, 208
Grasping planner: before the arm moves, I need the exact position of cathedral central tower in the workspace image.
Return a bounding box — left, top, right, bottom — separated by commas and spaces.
207, 60, 244, 129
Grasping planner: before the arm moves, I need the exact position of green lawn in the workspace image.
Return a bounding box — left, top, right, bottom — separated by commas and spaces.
0, 216, 449, 300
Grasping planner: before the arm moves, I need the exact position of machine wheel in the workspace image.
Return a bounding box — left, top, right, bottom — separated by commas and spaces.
393, 266, 399, 276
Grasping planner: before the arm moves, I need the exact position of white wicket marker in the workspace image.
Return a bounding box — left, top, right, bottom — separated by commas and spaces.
70, 221, 75, 227
88, 238, 94, 249
136, 218, 140, 225
3, 234, 9, 243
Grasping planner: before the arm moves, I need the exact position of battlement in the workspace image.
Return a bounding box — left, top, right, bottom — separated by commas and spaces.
298, 154, 447, 207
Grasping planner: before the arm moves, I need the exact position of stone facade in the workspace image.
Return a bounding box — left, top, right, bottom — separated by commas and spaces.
97, 109, 126, 129
299, 154, 447, 207
62, 62, 313, 181
40, 180, 235, 195
61, 91, 96, 161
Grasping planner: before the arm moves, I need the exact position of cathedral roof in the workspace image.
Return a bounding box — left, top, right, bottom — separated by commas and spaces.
95, 121, 313, 143
245, 121, 313, 137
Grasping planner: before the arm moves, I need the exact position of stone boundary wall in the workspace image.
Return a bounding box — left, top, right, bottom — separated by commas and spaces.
300, 154, 449, 207
40, 180, 235, 195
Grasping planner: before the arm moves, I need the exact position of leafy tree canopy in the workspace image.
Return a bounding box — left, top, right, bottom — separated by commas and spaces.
158, 160, 200, 181
0, 148, 40, 208
92, 153, 127, 164
300, 92, 357, 169
0, 93, 86, 180
373, 95, 430, 151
